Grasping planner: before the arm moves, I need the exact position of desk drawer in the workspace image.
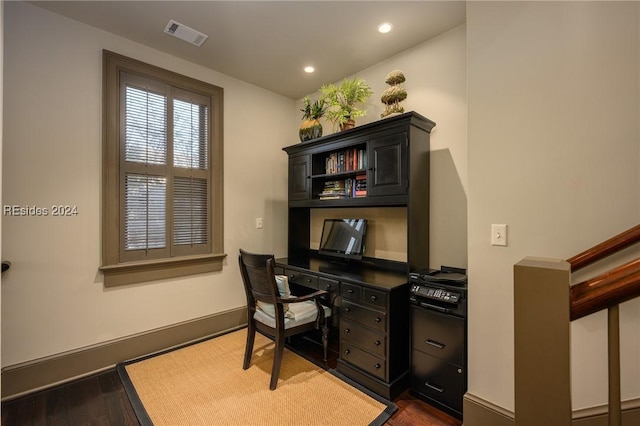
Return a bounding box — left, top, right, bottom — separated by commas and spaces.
341, 319, 386, 357
342, 301, 386, 332
318, 277, 339, 293
285, 269, 318, 290
411, 350, 464, 414
412, 307, 464, 365
341, 282, 361, 301
363, 287, 387, 309
342, 343, 386, 380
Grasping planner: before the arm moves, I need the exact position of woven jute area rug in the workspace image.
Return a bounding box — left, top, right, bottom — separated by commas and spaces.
117, 328, 396, 426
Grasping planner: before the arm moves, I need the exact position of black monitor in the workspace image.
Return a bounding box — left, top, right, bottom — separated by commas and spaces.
318, 219, 367, 260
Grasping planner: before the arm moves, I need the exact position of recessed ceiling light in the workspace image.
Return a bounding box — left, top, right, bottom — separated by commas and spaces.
304, 66, 315, 73
378, 22, 393, 34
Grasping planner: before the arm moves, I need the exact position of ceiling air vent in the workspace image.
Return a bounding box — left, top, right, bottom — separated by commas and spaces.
164, 20, 208, 47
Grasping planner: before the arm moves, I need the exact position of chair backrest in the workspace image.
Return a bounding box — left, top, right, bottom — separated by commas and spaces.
238, 249, 280, 309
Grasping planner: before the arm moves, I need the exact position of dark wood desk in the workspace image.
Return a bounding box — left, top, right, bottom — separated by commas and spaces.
274, 257, 410, 400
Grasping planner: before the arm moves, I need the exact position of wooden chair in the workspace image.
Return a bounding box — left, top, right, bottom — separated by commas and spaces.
238, 249, 330, 390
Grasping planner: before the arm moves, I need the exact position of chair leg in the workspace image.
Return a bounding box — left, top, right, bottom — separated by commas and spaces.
270, 333, 286, 390
243, 322, 256, 370
322, 323, 329, 363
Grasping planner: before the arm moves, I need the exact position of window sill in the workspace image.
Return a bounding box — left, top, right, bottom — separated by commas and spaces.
100, 253, 227, 287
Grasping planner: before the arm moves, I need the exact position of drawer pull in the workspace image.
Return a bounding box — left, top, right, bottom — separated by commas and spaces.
374, 317, 381, 323
425, 382, 445, 393
370, 295, 377, 301
374, 363, 381, 369
344, 328, 350, 334
347, 289, 354, 294
426, 339, 445, 349
306, 278, 312, 283
344, 349, 350, 355
374, 340, 381, 346
344, 307, 351, 313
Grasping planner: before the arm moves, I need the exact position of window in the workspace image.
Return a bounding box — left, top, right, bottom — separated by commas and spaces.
101, 51, 225, 286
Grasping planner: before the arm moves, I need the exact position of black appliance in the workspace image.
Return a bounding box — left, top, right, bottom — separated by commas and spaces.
409, 266, 467, 420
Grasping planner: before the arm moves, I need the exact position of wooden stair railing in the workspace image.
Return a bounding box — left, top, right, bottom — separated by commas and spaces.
515, 224, 640, 426
570, 257, 640, 321
568, 224, 640, 272
567, 225, 640, 426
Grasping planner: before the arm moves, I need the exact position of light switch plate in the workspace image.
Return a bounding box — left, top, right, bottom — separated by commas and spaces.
491, 224, 507, 246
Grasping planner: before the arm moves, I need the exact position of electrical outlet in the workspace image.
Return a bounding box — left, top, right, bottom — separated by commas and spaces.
256, 217, 263, 229
491, 224, 507, 246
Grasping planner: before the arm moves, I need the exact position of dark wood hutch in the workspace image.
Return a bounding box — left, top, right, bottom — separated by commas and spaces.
275, 111, 435, 399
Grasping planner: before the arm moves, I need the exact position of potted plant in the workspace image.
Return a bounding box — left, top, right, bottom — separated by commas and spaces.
299, 96, 327, 142
320, 77, 373, 131
380, 70, 407, 118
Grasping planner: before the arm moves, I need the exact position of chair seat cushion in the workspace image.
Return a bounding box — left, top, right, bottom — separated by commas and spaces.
256, 275, 291, 317
254, 301, 331, 329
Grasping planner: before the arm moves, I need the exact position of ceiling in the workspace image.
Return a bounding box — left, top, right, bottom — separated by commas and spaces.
30, 1, 466, 99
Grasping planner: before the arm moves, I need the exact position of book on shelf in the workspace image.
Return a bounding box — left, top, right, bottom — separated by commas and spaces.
319, 180, 345, 199
318, 176, 367, 200
324, 147, 367, 174
354, 175, 367, 197
321, 180, 344, 189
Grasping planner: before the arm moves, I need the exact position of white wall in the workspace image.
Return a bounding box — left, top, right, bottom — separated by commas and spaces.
1, 2, 296, 367
467, 1, 640, 412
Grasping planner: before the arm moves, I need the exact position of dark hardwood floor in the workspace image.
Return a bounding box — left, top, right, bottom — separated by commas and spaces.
1, 332, 461, 426
1, 369, 138, 426
288, 332, 462, 426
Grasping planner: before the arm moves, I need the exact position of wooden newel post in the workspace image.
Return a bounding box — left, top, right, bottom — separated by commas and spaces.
514, 257, 572, 426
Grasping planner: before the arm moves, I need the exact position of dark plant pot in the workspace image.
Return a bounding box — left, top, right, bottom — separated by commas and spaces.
299, 119, 323, 142
340, 119, 356, 131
